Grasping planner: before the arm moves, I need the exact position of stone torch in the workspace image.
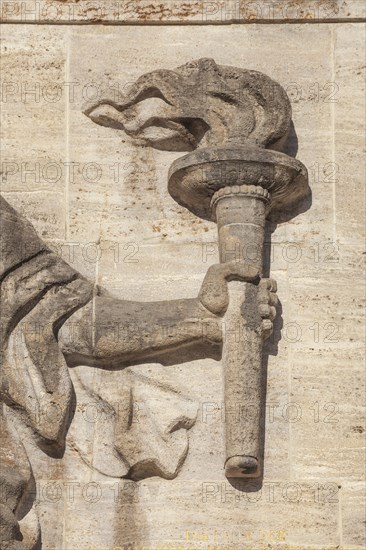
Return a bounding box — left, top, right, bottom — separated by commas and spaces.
85, 58, 310, 479
168, 144, 308, 478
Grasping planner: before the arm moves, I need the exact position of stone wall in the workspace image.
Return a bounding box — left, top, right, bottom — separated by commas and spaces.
1, 2, 365, 549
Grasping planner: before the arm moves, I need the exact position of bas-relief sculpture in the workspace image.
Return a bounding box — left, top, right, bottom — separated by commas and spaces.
0, 59, 309, 549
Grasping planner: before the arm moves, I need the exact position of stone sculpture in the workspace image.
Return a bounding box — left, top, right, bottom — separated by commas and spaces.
87, 58, 309, 478
0, 58, 309, 549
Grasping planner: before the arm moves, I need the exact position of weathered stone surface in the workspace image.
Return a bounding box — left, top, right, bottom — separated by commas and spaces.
334, 24, 366, 244
0, 197, 93, 448
290, 348, 365, 480
1, 19, 365, 550
1, 0, 365, 24
341, 482, 366, 546
118, 478, 340, 547
0, 188, 279, 545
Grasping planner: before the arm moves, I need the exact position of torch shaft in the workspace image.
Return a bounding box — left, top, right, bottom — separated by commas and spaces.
214, 188, 268, 478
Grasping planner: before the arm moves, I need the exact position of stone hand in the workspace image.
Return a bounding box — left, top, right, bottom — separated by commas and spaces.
198, 261, 277, 338
257, 277, 278, 340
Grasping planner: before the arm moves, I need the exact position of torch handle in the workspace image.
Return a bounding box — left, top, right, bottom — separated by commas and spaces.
213, 186, 269, 478
222, 280, 263, 478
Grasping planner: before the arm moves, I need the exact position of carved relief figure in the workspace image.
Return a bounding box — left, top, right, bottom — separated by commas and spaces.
1, 59, 309, 549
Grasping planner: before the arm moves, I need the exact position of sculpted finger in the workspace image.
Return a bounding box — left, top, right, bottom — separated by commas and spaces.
269, 291, 278, 307
261, 319, 273, 339
269, 305, 277, 321
267, 278, 277, 292
257, 284, 271, 305
258, 304, 271, 319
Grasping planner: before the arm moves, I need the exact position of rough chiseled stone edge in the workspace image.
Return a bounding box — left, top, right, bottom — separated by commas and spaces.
1, 0, 365, 24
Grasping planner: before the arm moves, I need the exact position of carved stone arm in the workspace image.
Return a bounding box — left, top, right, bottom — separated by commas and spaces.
59, 294, 221, 368
59, 259, 276, 368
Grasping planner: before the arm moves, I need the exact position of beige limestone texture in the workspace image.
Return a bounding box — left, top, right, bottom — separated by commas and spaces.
1, 20, 365, 550
1, 0, 365, 24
